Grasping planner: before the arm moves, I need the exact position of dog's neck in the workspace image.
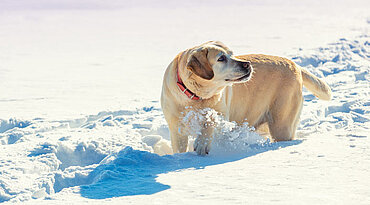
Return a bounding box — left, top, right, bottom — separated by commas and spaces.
176, 67, 201, 100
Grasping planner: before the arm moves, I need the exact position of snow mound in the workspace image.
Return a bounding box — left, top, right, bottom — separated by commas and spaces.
142, 135, 173, 156
0, 119, 31, 144
0, 106, 168, 202
0, 119, 31, 133
28, 142, 107, 170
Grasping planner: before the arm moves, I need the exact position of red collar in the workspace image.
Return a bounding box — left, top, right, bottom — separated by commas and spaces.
176, 68, 201, 100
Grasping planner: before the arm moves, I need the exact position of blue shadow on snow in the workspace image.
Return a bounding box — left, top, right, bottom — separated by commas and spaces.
79, 140, 302, 199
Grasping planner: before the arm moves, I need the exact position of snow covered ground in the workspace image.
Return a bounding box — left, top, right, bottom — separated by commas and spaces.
0, 0, 369, 204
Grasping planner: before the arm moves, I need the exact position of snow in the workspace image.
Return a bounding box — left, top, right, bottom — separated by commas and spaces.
0, 0, 369, 204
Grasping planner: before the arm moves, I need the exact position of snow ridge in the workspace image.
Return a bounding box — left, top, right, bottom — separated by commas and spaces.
292, 35, 369, 135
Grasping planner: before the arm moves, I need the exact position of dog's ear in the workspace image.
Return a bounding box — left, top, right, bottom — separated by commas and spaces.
186, 48, 214, 80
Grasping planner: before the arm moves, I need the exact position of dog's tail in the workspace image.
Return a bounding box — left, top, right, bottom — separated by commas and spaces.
301, 67, 332, 101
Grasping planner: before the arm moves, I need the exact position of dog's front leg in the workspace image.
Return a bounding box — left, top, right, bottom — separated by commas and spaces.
169, 122, 189, 153
193, 121, 214, 156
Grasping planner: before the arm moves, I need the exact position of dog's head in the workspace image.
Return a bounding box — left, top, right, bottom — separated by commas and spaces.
180, 41, 253, 99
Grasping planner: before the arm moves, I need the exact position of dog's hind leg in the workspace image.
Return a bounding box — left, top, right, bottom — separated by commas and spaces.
268, 89, 303, 142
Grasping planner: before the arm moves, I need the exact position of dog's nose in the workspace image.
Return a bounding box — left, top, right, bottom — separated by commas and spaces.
241, 61, 251, 69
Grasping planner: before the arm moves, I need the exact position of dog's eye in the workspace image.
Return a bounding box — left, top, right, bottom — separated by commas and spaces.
218, 55, 226, 62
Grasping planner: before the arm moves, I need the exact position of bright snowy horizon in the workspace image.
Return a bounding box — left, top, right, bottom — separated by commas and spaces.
0, 0, 369, 204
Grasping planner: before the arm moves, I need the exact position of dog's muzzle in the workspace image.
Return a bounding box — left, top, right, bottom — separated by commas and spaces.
225, 60, 253, 82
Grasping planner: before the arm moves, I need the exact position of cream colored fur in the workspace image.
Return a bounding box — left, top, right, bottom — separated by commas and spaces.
161, 41, 331, 155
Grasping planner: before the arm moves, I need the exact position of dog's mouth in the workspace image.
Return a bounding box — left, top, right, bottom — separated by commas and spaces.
225, 73, 251, 82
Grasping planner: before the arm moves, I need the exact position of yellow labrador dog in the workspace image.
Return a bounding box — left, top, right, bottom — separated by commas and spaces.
161, 41, 331, 155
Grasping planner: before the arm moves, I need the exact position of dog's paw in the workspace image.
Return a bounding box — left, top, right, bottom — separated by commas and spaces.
193, 137, 211, 156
